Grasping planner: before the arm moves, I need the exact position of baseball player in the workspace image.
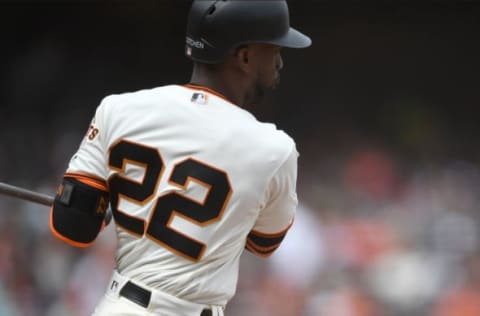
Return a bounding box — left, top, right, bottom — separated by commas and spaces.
49, 1, 311, 315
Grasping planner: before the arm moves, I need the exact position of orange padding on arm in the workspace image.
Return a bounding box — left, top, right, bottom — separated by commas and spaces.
49, 207, 95, 248
64, 172, 108, 191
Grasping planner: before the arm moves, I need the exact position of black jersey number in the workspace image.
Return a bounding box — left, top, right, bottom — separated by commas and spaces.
108, 140, 232, 261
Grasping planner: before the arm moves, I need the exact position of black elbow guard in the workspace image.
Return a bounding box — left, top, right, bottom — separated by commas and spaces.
51, 177, 109, 246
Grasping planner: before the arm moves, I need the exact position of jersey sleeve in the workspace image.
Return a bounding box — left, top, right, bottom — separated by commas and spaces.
66, 100, 109, 180
246, 145, 299, 257
50, 100, 111, 248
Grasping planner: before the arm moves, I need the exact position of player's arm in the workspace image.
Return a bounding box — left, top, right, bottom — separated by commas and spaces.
246, 146, 298, 258
50, 100, 111, 248
246, 221, 294, 258
50, 173, 109, 248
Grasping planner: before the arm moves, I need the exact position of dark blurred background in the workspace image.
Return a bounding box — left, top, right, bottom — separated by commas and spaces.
1, 1, 480, 315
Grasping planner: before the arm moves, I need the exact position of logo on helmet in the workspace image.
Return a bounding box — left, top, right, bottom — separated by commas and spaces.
186, 37, 205, 49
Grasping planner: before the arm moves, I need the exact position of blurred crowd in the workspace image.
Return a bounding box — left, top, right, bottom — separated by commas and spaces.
1, 136, 480, 316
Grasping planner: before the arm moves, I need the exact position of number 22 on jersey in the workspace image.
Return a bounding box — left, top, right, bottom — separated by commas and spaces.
108, 140, 232, 262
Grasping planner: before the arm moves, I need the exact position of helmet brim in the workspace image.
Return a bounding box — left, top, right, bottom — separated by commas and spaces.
270, 27, 312, 49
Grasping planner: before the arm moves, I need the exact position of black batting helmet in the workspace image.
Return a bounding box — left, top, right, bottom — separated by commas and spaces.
185, 0, 311, 64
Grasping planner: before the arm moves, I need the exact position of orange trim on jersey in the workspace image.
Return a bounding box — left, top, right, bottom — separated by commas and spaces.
246, 220, 294, 256
249, 219, 294, 238
245, 243, 274, 258
64, 172, 108, 192
49, 207, 95, 248
246, 239, 281, 252
183, 84, 233, 104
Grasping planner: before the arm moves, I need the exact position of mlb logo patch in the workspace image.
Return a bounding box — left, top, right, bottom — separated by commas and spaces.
191, 92, 208, 105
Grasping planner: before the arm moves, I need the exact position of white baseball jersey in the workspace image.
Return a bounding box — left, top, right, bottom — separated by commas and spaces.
66, 84, 298, 305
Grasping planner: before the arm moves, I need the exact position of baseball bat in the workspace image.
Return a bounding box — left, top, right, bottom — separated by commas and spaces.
0, 182, 53, 206
0, 181, 113, 224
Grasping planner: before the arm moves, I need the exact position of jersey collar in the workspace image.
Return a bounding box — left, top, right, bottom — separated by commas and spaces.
183, 84, 233, 104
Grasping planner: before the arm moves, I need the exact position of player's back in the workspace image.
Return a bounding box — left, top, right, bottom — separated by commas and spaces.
90, 85, 296, 304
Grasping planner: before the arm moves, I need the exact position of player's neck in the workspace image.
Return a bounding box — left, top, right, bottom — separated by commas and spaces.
188, 79, 244, 107
189, 65, 248, 107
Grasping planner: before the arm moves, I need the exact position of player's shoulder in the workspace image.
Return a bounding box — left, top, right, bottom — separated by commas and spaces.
243, 119, 297, 162
257, 122, 294, 149
99, 85, 180, 107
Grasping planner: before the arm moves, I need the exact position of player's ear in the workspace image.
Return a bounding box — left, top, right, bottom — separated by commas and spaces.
232, 44, 252, 73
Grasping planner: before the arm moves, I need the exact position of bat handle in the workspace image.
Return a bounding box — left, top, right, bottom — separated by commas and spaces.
0, 182, 113, 225
0, 182, 53, 206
